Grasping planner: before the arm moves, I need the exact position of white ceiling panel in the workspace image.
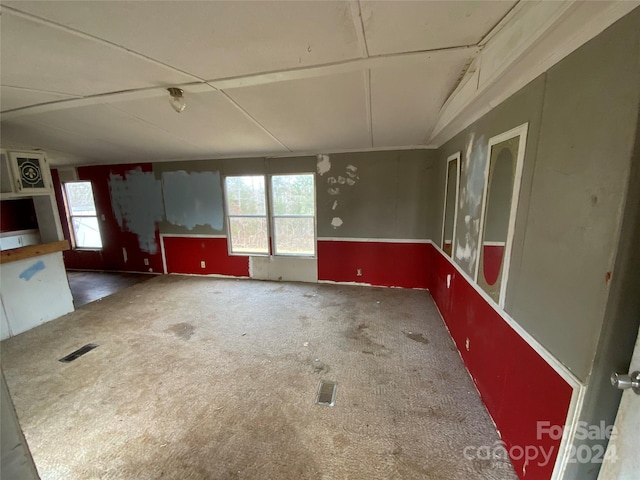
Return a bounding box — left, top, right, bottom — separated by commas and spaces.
0, 11, 195, 97
370, 53, 472, 147
1, 118, 141, 165
5, 1, 362, 81
0, 86, 79, 112
109, 90, 288, 156
1, 104, 217, 164
225, 71, 371, 152
361, 1, 517, 56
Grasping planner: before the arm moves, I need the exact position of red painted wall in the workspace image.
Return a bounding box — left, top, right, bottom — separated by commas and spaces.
162, 236, 249, 277
482, 244, 505, 286
0, 198, 38, 233
428, 243, 573, 480
52, 165, 163, 273
317, 240, 431, 289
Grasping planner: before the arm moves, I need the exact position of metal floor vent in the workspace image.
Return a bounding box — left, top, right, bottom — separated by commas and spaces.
316, 380, 337, 407
59, 344, 99, 363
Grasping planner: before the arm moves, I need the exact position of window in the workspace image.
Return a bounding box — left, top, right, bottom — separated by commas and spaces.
225, 176, 269, 254
271, 174, 315, 256
224, 173, 316, 257
64, 181, 103, 249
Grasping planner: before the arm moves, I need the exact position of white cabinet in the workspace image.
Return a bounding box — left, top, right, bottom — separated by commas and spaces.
1, 150, 53, 196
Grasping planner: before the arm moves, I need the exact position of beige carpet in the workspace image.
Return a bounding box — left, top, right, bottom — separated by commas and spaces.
1, 275, 517, 479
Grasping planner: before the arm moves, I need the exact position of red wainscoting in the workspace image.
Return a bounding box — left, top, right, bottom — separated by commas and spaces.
429, 243, 573, 480
317, 239, 431, 289
162, 236, 249, 277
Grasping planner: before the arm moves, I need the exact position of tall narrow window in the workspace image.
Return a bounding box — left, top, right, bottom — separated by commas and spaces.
225, 176, 269, 254
64, 181, 102, 249
271, 174, 315, 256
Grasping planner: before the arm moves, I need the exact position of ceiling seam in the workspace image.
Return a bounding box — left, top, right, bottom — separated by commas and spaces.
218, 91, 292, 153
365, 69, 374, 148
349, 0, 370, 58
478, 0, 528, 47
208, 44, 478, 89
1, 5, 205, 83
2, 45, 478, 119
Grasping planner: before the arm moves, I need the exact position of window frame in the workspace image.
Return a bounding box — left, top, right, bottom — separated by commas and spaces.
223, 175, 270, 256
441, 151, 460, 255
475, 122, 529, 308
62, 180, 103, 250
223, 172, 317, 258
269, 173, 317, 258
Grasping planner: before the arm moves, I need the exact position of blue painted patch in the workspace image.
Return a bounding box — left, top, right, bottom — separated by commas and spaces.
19, 260, 45, 281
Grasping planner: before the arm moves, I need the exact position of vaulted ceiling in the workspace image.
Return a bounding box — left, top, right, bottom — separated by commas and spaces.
0, 1, 636, 166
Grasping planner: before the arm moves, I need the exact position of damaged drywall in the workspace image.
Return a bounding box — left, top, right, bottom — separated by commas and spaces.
454, 132, 487, 278
162, 170, 224, 231
109, 168, 163, 254
317, 154, 331, 176
324, 163, 360, 229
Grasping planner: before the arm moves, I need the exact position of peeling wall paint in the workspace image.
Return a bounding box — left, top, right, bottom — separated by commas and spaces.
454, 132, 487, 278
162, 170, 223, 231
331, 217, 343, 229
325, 164, 359, 229
317, 154, 331, 176
109, 168, 163, 254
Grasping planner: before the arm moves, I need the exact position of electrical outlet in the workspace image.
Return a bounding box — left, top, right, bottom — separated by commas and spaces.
100, 214, 106, 221
356, 268, 362, 276
200, 260, 206, 268
143, 258, 149, 266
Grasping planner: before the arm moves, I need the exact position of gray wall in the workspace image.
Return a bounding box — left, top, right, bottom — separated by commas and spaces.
434, 9, 640, 382
152, 150, 435, 240
316, 150, 436, 239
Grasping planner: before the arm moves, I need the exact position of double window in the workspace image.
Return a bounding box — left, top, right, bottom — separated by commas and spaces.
63, 181, 103, 249
224, 174, 315, 256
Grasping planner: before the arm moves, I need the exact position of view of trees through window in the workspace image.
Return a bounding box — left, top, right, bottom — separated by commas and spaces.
225, 176, 269, 254
272, 174, 315, 255
64, 181, 102, 249
224, 174, 315, 256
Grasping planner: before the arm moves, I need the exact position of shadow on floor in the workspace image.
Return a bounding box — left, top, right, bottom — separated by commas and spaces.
66, 270, 154, 307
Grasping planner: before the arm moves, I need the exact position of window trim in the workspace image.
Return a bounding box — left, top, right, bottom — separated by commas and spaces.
475, 122, 529, 309
269, 173, 317, 258
441, 151, 460, 254
62, 180, 103, 251
223, 175, 270, 256
223, 172, 317, 258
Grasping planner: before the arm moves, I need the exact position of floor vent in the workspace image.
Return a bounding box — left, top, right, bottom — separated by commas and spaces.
316, 380, 337, 406
59, 344, 99, 363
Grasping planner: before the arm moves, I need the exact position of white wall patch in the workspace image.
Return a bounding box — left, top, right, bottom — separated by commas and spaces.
331, 217, 343, 229
317, 154, 331, 176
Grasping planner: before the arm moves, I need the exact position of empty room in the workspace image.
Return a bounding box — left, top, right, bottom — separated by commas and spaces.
1, 2, 639, 480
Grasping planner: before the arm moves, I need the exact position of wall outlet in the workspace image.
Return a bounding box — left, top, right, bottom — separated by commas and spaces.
200, 260, 206, 268
100, 214, 106, 221
356, 268, 362, 276
143, 258, 149, 266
